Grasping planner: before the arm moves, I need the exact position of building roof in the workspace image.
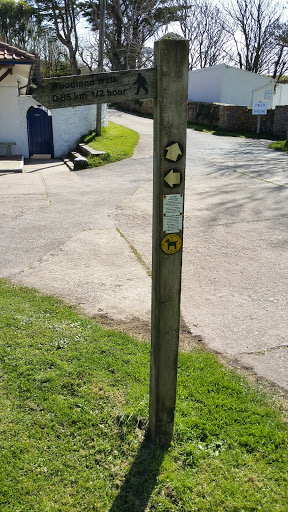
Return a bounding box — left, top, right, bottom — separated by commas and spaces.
189, 63, 275, 82
0, 42, 35, 63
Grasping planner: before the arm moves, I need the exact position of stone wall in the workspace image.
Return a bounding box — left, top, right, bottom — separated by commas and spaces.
187, 102, 220, 126
218, 105, 274, 134
117, 99, 288, 139
273, 106, 288, 139
118, 99, 154, 116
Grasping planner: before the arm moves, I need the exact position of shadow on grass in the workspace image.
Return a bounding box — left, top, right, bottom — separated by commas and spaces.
110, 436, 166, 511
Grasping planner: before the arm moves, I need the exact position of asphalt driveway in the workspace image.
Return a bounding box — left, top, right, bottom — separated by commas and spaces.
0, 109, 287, 391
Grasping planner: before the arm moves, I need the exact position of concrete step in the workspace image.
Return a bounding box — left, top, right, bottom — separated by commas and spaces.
69, 151, 88, 171
0, 155, 24, 173
64, 140, 107, 172
63, 159, 74, 171
77, 143, 107, 158
70, 151, 87, 161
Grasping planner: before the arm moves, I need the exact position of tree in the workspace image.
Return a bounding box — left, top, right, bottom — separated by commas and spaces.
37, 34, 71, 77
82, 0, 187, 70
180, 0, 229, 69
33, 0, 81, 75
269, 22, 288, 80
222, 0, 285, 75
0, 0, 42, 52
78, 32, 99, 72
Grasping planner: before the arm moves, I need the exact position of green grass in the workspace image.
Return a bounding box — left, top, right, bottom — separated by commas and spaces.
268, 139, 288, 153
81, 121, 139, 168
1, 279, 288, 511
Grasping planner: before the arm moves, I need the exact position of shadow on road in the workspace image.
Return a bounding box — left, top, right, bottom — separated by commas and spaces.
185, 141, 288, 229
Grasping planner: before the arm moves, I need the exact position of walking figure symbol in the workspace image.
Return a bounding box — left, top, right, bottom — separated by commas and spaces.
134, 73, 148, 95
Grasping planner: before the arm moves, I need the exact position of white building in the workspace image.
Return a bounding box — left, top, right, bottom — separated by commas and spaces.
188, 64, 288, 109
0, 42, 106, 158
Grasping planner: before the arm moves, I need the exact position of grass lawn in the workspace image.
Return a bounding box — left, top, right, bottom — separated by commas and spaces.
81, 121, 139, 168
268, 140, 288, 153
1, 279, 288, 511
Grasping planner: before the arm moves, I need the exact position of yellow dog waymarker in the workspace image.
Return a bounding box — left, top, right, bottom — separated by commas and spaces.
161, 234, 182, 254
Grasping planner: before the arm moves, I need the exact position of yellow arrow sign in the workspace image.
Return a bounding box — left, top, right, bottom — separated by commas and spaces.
165, 142, 183, 162
164, 169, 181, 188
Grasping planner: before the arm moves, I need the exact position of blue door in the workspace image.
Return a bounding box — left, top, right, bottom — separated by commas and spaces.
27, 108, 54, 157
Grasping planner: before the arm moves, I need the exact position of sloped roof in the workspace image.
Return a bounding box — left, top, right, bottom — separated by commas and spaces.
0, 42, 35, 63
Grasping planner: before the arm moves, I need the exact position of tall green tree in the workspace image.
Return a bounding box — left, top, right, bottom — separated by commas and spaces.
37, 34, 71, 78
82, 0, 188, 70
33, 0, 81, 75
0, 0, 42, 52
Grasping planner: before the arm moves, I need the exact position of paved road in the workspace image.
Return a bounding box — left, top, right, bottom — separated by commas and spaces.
0, 109, 287, 391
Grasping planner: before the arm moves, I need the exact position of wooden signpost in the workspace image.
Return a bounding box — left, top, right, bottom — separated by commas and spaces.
32, 35, 188, 445
150, 36, 188, 444
32, 68, 156, 109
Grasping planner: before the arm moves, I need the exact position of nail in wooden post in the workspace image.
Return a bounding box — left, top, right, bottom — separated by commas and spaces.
149, 35, 188, 444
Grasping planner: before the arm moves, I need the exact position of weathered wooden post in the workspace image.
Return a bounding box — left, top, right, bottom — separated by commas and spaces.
149, 35, 189, 444
32, 37, 188, 445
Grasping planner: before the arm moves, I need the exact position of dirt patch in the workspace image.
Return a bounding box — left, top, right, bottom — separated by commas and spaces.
91, 313, 203, 352
91, 312, 288, 417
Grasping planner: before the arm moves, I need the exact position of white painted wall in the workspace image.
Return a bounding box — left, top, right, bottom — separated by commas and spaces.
188, 66, 222, 103
273, 84, 288, 108
0, 74, 21, 155
188, 64, 276, 108
221, 66, 274, 108
17, 95, 39, 156
52, 103, 108, 158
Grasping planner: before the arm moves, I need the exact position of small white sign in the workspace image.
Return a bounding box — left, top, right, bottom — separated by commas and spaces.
264, 90, 273, 100
163, 215, 183, 233
252, 101, 268, 115
163, 194, 183, 233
